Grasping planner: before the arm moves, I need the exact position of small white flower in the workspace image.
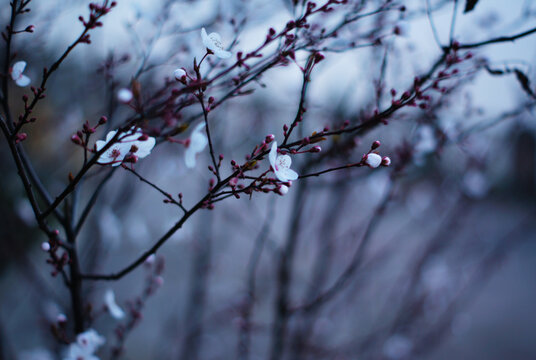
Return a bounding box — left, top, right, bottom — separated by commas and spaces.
201, 27, 232, 59
117, 88, 133, 103
185, 122, 208, 168
174, 68, 186, 81
104, 289, 125, 319
269, 142, 299, 182
364, 153, 382, 168
10, 61, 31, 87
41, 242, 51, 252
95, 128, 156, 166
63, 328, 105, 360
64, 344, 100, 360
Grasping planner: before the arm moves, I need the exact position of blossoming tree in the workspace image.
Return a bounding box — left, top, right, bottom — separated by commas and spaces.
2, 0, 536, 359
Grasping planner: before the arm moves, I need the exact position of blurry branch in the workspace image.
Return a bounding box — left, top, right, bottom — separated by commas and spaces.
290, 176, 396, 315
75, 167, 118, 236
290, 184, 349, 359
413, 216, 536, 357
197, 93, 221, 182
237, 198, 275, 360
268, 177, 309, 360
426, 0, 444, 50
179, 213, 212, 360
13, 1, 116, 135
123, 166, 187, 213
448, 0, 459, 46
458, 26, 536, 49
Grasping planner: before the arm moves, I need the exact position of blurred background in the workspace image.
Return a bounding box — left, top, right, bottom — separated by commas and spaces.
1, 0, 536, 359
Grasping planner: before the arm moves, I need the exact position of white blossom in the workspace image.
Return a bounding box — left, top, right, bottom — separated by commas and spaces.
364, 153, 382, 168
185, 122, 208, 168
10, 61, 31, 87
174, 68, 186, 81
40, 242, 50, 252
278, 184, 289, 195
269, 142, 298, 182
201, 28, 232, 59
104, 289, 125, 319
95, 128, 156, 166
117, 88, 133, 103
63, 329, 105, 360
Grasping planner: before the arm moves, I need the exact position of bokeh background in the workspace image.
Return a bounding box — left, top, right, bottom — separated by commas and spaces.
1, 0, 536, 359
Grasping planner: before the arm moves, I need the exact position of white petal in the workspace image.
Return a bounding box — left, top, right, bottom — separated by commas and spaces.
95, 140, 107, 152
365, 153, 382, 168
190, 122, 207, 152
201, 27, 210, 48
105, 130, 118, 143
269, 142, 277, 168
208, 32, 222, 45
276, 154, 292, 170
76, 329, 105, 354
190, 132, 208, 153
174, 68, 186, 80
279, 185, 289, 195
134, 136, 156, 158
276, 167, 299, 182
214, 49, 232, 59
104, 289, 125, 320
15, 74, 30, 87
192, 122, 206, 134
117, 88, 133, 103
185, 148, 197, 168
11, 61, 26, 79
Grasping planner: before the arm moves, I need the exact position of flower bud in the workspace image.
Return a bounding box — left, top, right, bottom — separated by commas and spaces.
41, 242, 51, 252
381, 156, 391, 166
265, 134, 275, 143
371, 140, 381, 150
117, 88, 133, 103
364, 153, 382, 168
278, 185, 289, 195
174, 68, 186, 81
310, 145, 321, 153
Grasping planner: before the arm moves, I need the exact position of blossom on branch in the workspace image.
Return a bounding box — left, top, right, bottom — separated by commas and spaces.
174, 68, 187, 81
185, 122, 208, 168
96, 128, 156, 166
364, 153, 382, 168
201, 28, 232, 59
117, 88, 133, 103
269, 142, 298, 182
104, 289, 125, 319
10, 61, 31, 87
64, 328, 105, 360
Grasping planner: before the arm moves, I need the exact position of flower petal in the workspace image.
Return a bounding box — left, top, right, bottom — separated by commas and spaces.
185, 148, 197, 168
190, 132, 208, 153
214, 49, 232, 59
269, 141, 277, 168
365, 153, 382, 168
276, 154, 292, 169
135, 136, 156, 158
276, 167, 299, 182
104, 289, 125, 320
105, 130, 118, 143
11, 61, 26, 79
201, 27, 210, 48
15, 74, 30, 87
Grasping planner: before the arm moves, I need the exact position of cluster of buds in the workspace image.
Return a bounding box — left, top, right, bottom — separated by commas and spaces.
43, 230, 69, 277
71, 116, 107, 147
79, 2, 116, 30
362, 141, 391, 168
